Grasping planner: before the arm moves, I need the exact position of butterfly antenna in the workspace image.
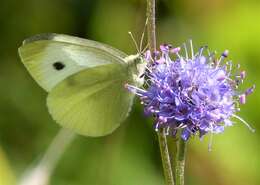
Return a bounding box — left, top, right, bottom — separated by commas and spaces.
128, 31, 140, 53
140, 18, 148, 53
141, 43, 149, 54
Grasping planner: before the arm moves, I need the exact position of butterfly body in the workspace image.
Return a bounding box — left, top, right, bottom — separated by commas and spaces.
18, 33, 146, 136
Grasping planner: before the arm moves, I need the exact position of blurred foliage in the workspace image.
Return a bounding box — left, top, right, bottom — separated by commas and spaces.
0, 0, 259, 185
0, 147, 16, 185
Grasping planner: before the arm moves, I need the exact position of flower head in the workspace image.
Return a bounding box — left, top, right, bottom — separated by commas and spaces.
126, 41, 255, 141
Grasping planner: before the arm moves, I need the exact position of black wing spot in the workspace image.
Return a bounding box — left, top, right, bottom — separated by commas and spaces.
53, 62, 65, 70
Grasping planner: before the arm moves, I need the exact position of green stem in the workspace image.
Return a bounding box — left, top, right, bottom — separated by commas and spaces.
175, 138, 187, 185
146, 1, 174, 184
146, 0, 156, 53
158, 129, 175, 185
167, 137, 177, 182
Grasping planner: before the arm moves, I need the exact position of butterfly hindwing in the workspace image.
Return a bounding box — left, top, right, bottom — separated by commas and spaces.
47, 64, 134, 136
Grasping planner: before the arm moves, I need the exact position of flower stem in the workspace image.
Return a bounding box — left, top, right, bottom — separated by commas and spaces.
146, 0, 156, 53
157, 129, 175, 185
146, 1, 174, 184
167, 137, 177, 182
175, 138, 187, 185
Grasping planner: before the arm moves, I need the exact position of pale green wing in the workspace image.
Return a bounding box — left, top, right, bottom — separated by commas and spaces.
23, 33, 128, 59
18, 33, 127, 92
47, 64, 134, 137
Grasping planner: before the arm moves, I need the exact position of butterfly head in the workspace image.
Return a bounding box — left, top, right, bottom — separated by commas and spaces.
126, 23, 149, 87
124, 54, 147, 87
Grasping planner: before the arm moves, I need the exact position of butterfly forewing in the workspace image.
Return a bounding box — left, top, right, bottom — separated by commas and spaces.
40, 33, 128, 59
18, 34, 128, 92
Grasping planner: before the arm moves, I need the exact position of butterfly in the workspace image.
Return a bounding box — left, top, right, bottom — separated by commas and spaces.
18, 33, 146, 137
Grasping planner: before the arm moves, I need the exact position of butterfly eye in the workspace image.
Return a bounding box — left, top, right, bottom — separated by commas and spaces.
139, 73, 145, 78
53, 61, 65, 70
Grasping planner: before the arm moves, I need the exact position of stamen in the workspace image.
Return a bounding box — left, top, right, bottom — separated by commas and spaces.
216, 50, 229, 68
239, 94, 246, 104
183, 43, 189, 60
232, 114, 255, 132
226, 60, 233, 76
208, 132, 214, 152
175, 52, 182, 59
222, 50, 229, 58
207, 50, 215, 64
189, 40, 194, 59
124, 83, 147, 96
245, 85, 255, 96
170, 47, 181, 54
199, 46, 204, 57
154, 123, 159, 132
240, 70, 246, 79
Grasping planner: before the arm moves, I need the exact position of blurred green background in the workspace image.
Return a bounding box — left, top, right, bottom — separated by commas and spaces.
0, 0, 259, 185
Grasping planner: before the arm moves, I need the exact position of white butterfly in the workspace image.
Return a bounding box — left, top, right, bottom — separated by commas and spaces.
19, 33, 146, 137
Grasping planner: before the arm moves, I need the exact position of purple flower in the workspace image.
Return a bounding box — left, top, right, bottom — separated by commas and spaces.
126, 41, 255, 141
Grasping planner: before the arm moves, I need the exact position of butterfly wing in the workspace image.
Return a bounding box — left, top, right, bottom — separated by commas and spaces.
18, 33, 136, 136
47, 64, 134, 136
18, 33, 127, 92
